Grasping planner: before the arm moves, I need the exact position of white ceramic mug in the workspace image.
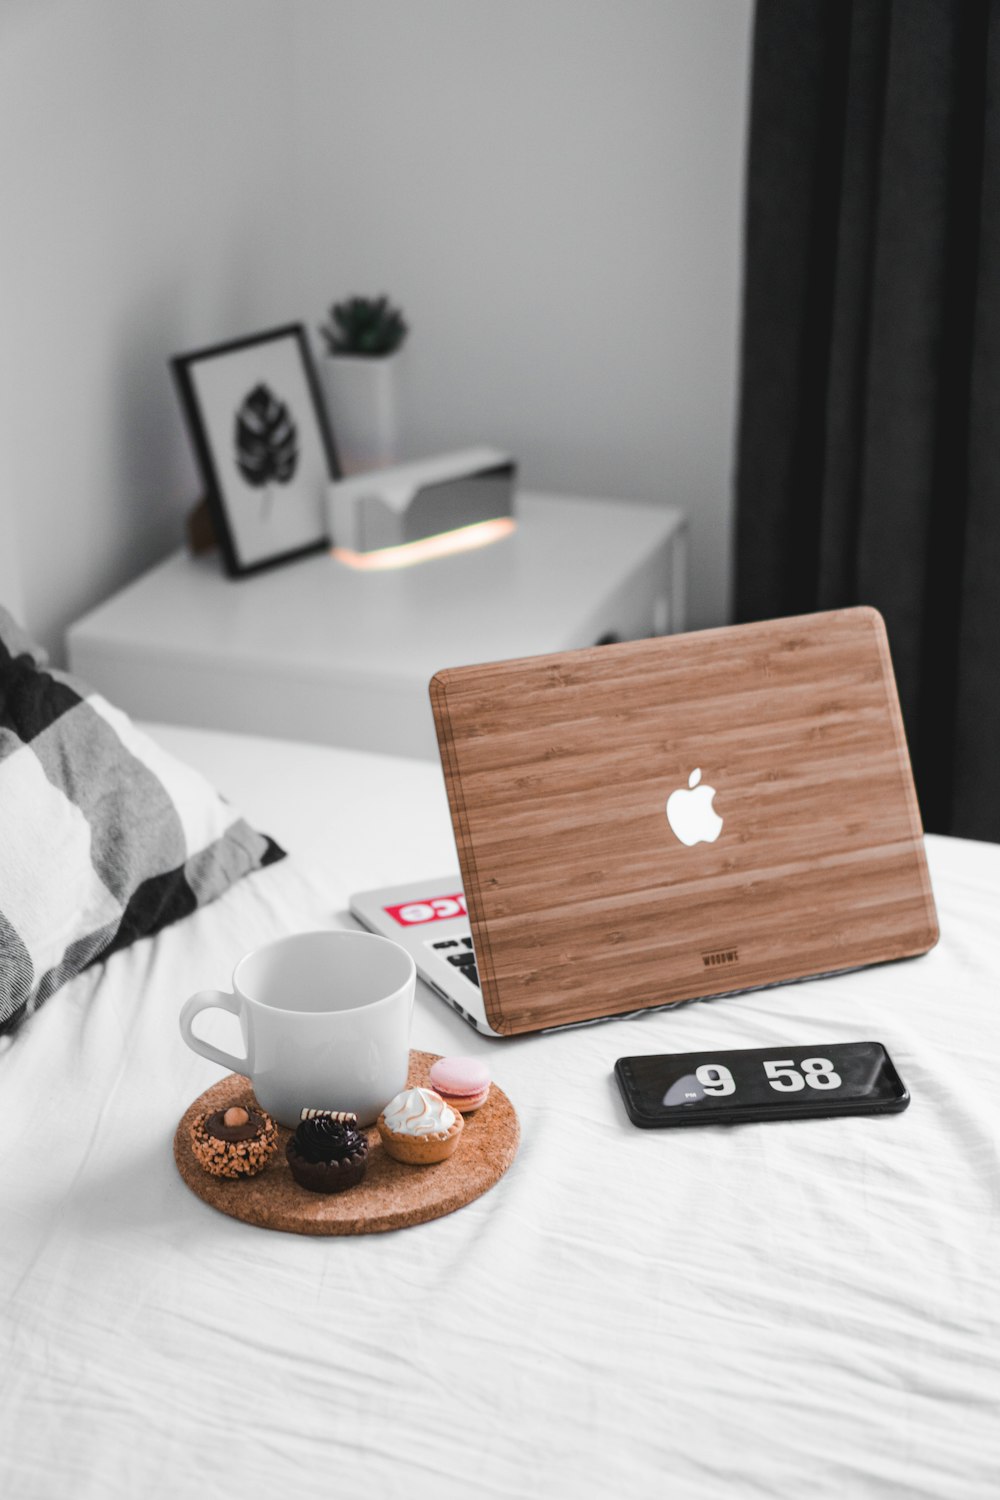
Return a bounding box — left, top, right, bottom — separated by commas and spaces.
179, 929, 415, 1127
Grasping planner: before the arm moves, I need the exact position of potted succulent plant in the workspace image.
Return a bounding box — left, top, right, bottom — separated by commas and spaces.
318, 295, 409, 474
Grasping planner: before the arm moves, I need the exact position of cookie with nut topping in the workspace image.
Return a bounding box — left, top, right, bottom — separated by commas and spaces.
190, 1103, 278, 1179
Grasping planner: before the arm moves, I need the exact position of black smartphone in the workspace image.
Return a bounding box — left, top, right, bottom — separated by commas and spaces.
614, 1041, 909, 1128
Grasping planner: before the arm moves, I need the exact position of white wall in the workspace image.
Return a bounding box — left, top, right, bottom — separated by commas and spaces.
0, 0, 298, 658
290, 0, 753, 628
1, 0, 752, 656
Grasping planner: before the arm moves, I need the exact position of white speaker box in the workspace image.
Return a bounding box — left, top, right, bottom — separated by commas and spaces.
327, 447, 516, 554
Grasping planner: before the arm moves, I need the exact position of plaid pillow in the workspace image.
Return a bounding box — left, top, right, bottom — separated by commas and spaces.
0, 606, 284, 1036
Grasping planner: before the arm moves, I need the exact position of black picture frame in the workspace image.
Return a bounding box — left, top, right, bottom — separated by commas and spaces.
171, 324, 341, 578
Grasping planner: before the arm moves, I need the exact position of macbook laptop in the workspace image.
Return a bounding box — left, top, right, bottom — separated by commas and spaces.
351, 608, 939, 1036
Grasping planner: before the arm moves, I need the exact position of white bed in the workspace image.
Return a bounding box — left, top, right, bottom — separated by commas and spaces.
2, 722, 998, 1500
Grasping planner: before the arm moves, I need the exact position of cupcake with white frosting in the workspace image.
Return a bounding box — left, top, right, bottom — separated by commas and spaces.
377, 1086, 464, 1165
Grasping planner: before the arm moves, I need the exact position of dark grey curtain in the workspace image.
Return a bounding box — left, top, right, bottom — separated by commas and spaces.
735, 0, 1000, 841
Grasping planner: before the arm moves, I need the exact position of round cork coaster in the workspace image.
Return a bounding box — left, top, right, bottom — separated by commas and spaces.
173, 1051, 519, 1235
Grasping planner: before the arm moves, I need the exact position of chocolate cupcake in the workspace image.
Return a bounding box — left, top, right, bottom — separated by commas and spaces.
190, 1104, 278, 1179
286, 1110, 369, 1194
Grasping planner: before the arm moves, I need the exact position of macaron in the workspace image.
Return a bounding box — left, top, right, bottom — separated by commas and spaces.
428, 1056, 492, 1113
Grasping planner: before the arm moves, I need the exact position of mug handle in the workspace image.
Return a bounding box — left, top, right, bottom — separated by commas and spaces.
179, 990, 250, 1074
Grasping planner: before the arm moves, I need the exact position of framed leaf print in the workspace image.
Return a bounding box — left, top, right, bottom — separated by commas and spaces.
172, 325, 340, 577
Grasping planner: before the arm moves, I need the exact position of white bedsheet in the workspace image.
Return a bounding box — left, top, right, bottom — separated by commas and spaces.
2, 723, 998, 1500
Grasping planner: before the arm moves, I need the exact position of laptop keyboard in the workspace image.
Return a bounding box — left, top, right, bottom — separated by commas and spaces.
429, 935, 480, 988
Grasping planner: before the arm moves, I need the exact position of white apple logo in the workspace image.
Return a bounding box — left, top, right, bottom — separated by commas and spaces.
665, 768, 723, 847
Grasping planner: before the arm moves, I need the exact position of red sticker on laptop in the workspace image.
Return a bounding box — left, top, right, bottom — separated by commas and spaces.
384, 894, 467, 925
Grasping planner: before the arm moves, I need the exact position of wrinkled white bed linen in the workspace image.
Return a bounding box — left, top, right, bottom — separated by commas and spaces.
1, 724, 998, 1500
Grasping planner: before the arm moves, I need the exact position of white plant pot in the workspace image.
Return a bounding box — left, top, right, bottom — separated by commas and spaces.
320, 352, 401, 476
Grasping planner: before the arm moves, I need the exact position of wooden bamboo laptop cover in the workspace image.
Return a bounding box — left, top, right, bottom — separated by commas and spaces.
429, 608, 938, 1036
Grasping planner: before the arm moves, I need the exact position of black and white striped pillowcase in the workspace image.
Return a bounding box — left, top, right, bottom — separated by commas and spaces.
0, 612, 283, 1036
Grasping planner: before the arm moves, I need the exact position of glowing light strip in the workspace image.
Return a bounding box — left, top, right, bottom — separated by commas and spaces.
332, 516, 516, 571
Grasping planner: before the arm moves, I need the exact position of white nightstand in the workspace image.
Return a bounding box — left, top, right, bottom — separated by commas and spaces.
68, 492, 686, 759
